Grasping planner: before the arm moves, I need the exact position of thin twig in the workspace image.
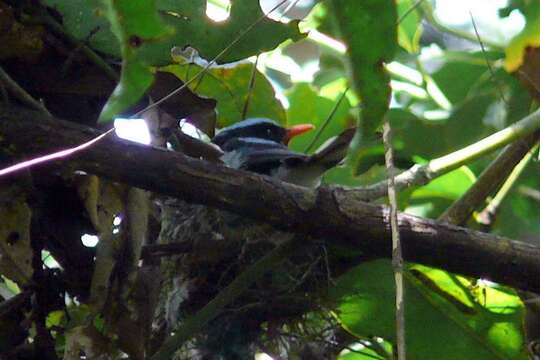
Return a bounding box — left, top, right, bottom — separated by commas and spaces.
477, 143, 538, 227
382, 120, 406, 359
469, 11, 507, 104
0, 66, 51, 116
397, 0, 425, 25
242, 55, 259, 120
304, 87, 349, 153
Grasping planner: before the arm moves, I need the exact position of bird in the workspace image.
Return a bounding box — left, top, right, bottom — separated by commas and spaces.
154, 118, 355, 359
212, 118, 355, 187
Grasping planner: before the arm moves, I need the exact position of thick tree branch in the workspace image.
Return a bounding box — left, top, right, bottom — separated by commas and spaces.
2, 106, 540, 292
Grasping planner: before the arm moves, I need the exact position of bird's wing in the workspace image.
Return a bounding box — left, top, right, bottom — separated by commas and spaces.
241, 148, 308, 174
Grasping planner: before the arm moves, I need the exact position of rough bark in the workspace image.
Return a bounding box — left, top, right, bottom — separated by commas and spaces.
2, 105, 540, 292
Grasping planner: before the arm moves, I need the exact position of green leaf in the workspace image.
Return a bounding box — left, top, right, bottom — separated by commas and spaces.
286, 83, 352, 153
332, 260, 527, 360
431, 51, 505, 105
99, 0, 174, 123
161, 62, 285, 128
43, 0, 120, 56
504, 2, 540, 72
406, 166, 476, 218
46, 0, 304, 122
328, 0, 397, 161
44, 0, 303, 64
397, 0, 423, 53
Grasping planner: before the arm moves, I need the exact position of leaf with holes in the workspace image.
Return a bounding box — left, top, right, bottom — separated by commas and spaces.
161, 61, 285, 128
98, 0, 174, 122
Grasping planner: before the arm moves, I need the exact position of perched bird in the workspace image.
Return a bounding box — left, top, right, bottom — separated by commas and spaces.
213, 118, 355, 187
154, 118, 355, 359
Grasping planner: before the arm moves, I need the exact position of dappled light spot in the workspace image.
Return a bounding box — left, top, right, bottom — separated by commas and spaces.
81, 234, 99, 247
114, 118, 151, 145
206, 0, 231, 22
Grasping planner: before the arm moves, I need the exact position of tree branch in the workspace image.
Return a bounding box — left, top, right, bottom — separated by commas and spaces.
2, 105, 540, 292
358, 106, 540, 201
441, 132, 540, 225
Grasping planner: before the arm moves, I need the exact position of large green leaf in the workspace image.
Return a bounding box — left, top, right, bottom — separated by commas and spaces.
328, 0, 397, 161
397, 0, 423, 53
286, 82, 353, 153
45, 0, 303, 122
504, 1, 540, 72
161, 61, 285, 128
98, 0, 174, 122
431, 51, 505, 105
332, 260, 527, 359
44, 0, 303, 64
406, 166, 476, 218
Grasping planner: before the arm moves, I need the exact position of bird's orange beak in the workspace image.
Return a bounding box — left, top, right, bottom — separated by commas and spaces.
284, 124, 315, 145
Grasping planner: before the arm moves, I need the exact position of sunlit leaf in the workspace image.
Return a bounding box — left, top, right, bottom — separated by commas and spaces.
332, 260, 527, 360
397, 0, 423, 53
286, 82, 352, 153
99, 0, 174, 122
504, 3, 540, 72
161, 61, 285, 128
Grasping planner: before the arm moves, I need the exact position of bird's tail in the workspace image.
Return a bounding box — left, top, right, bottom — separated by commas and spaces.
308, 127, 356, 168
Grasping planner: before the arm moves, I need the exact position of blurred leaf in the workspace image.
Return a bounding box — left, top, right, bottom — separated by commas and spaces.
412, 166, 476, 200
162, 61, 285, 128
431, 51, 504, 105
286, 83, 352, 152
390, 93, 494, 160
406, 166, 476, 218
43, 0, 119, 56
495, 161, 540, 239
328, 0, 397, 162
397, 0, 423, 53
332, 260, 527, 360
504, 2, 540, 72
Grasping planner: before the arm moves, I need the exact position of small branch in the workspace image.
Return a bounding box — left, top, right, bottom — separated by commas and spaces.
358, 107, 540, 201
383, 120, 405, 359
440, 132, 540, 225
477, 143, 538, 227
0, 66, 51, 116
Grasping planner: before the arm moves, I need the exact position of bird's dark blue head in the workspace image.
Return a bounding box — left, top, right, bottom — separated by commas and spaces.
212, 118, 314, 148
